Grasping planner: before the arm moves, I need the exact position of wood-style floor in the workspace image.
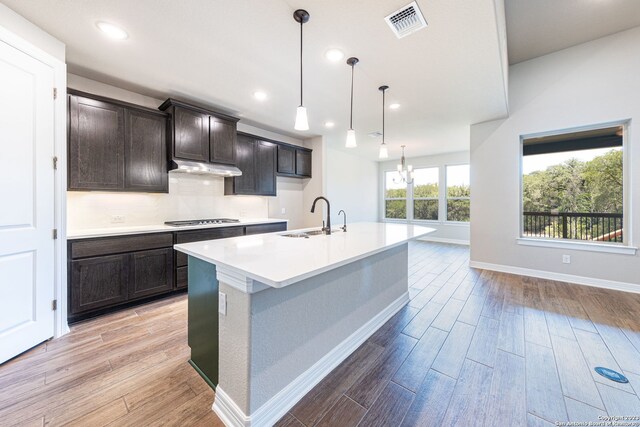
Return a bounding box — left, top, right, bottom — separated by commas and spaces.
277, 242, 640, 426
1, 242, 640, 426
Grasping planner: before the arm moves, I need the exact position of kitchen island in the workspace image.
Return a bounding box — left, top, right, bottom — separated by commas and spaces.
174, 222, 434, 427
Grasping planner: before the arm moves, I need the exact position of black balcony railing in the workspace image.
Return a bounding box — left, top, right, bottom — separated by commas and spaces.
523, 212, 623, 243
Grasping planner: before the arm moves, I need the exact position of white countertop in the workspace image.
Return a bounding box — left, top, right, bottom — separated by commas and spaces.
175, 222, 434, 288
67, 218, 288, 239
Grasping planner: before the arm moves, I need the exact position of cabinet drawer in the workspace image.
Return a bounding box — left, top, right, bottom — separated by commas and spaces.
245, 222, 287, 236
71, 233, 173, 259
176, 266, 188, 289
175, 226, 244, 244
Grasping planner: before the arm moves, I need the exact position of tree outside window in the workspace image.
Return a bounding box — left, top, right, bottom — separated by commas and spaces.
413, 168, 439, 220
446, 165, 470, 222
384, 171, 407, 219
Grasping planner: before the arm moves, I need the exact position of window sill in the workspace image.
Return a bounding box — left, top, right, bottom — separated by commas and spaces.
516, 238, 637, 255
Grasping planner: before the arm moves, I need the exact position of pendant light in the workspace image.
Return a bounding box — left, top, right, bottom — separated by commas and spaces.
378, 85, 389, 159
394, 145, 414, 184
345, 57, 359, 148
293, 10, 310, 131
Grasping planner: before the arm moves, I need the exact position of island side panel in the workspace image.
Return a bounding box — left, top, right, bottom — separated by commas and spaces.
187, 256, 220, 388
246, 243, 408, 413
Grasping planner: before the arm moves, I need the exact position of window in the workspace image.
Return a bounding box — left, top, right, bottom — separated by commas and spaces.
446, 165, 470, 222
413, 168, 439, 220
521, 124, 624, 244
384, 171, 407, 219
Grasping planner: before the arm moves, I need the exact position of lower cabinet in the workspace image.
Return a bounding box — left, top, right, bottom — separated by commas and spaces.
129, 248, 174, 299
70, 254, 129, 315
68, 223, 288, 322
68, 233, 175, 323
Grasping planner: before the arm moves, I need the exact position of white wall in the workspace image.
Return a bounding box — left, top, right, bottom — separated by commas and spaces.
379, 151, 471, 244
470, 26, 640, 288
67, 74, 310, 230
325, 147, 379, 227
301, 136, 326, 228
0, 3, 65, 61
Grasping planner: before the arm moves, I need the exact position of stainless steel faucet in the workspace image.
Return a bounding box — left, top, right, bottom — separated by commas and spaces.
338, 210, 347, 232
311, 196, 331, 235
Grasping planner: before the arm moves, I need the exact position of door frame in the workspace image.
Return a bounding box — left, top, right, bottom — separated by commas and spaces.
0, 25, 69, 338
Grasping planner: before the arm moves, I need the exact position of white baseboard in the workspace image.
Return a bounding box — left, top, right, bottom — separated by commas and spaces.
469, 261, 640, 294
212, 292, 410, 427
419, 237, 470, 245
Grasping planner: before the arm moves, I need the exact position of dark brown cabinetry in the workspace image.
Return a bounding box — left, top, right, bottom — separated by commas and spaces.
68, 90, 169, 193
296, 149, 312, 177
69, 222, 287, 322
159, 99, 238, 166
225, 134, 277, 196
68, 94, 125, 190
277, 143, 312, 178
173, 107, 209, 162
68, 233, 174, 322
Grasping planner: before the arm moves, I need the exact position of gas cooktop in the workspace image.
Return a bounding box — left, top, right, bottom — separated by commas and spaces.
164, 218, 240, 227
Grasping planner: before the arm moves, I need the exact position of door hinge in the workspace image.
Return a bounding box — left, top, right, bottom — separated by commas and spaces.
53, 156, 58, 170
53, 229, 58, 239
53, 87, 57, 100
52, 300, 57, 311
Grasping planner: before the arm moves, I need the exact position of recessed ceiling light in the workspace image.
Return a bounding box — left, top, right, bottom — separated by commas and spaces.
324, 121, 335, 128
253, 91, 267, 101
96, 21, 128, 40
324, 48, 344, 62
389, 103, 401, 110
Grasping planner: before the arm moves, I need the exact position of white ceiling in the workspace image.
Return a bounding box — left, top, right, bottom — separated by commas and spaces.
2, 0, 509, 161
506, 0, 640, 65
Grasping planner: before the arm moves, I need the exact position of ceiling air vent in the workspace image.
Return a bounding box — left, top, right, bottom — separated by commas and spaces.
384, 2, 427, 39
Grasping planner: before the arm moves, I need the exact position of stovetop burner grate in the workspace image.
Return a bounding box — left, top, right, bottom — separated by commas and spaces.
164, 218, 240, 227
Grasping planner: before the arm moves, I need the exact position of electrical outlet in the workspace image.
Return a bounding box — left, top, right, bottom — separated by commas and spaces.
239, 210, 247, 218
111, 215, 125, 224
219, 292, 227, 315
562, 255, 571, 264
281, 207, 286, 214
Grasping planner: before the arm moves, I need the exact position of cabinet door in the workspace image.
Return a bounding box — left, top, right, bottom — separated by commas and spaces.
174, 106, 209, 161
129, 248, 174, 300
277, 145, 296, 175
256, 141, 277, 196
68, 95, 125, 190
70, 254, 128, 314
124, 109, 168, 192
210, 117, 236, 165
296, 149, 312, 177
230, 135, 256, 194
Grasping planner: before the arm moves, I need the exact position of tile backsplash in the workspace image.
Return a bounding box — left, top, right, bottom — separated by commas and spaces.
67, 173, 273, 230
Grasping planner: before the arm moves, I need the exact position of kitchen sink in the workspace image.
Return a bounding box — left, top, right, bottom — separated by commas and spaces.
280, 228, 343, 238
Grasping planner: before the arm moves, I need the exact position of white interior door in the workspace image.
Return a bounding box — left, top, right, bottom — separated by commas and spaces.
0, 39, 55, 364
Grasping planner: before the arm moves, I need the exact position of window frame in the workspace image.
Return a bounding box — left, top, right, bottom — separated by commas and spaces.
445, 163, 470, 223
412, 166, 440, 223
383, 169, 408, 221
518, 120, 634, 253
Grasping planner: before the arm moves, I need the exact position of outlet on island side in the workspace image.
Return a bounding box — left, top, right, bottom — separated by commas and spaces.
219, 292, 227, 316
562, 255, 571, 264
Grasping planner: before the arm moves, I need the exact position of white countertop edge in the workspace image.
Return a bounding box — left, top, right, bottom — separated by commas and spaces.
67, 218, 289, 240
175, 227, 434, 289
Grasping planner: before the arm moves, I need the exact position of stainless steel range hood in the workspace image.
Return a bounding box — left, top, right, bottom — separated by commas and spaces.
169, 159, 242, 177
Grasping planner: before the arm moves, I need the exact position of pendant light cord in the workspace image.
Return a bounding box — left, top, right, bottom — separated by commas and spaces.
349, 64, 354, 129
300, 21, 303, 107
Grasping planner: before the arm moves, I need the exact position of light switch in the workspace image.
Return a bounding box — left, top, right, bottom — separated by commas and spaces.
219, 292, 227, 315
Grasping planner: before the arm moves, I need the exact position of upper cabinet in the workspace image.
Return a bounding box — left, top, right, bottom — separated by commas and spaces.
159, 98, 238, 165
277, 144, 312, 178
68, 90, 168, 193
225, 134, 276, 196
